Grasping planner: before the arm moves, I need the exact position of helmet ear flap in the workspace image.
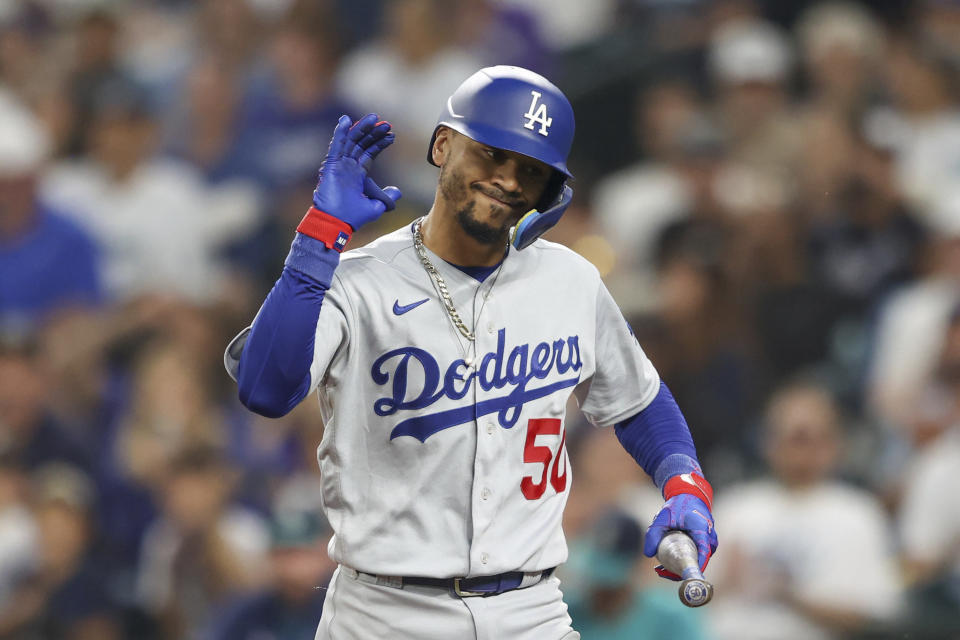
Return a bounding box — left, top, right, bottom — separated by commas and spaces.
536, 171, 567, 213
512, 184, 574, 250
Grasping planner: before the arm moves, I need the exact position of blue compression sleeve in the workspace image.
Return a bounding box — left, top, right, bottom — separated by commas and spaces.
614, 382, 702, 491
236, 234, 339, 417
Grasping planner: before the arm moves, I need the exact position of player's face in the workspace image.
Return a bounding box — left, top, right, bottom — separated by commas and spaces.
435, 129, 552, 245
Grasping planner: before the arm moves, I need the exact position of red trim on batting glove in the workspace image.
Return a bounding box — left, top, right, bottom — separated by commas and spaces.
296, 207, 353, 252
663, 473, 714, 510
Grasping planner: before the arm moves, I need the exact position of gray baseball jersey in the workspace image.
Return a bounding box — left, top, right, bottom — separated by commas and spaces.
229, 223, 660, 578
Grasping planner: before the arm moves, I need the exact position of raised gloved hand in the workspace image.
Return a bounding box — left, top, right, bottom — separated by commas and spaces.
312, 113, 401, 228
643, 473, 718, 580
298, 113, 401, 251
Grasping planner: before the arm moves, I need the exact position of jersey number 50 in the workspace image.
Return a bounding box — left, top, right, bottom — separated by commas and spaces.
520, 418, 568, 500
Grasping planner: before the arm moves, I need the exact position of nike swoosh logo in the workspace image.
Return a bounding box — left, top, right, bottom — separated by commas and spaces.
393, 298, 429, 315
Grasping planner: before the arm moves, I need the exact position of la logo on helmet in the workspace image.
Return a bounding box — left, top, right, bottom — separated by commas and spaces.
523, 91, 552, 136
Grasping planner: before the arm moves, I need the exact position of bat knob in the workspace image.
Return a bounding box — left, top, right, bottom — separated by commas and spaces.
679, 578, 714, 607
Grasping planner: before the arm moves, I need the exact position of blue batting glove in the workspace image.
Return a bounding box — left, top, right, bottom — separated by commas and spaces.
312, 113, 401, 230
643, 493, 718, 580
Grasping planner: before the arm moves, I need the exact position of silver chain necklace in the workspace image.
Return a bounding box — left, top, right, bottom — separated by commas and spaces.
413, 219, 476, 341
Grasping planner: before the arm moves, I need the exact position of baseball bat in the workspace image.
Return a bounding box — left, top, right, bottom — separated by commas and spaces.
656, 530, 714, 607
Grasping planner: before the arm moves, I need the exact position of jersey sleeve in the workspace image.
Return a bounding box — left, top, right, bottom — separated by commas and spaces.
575, 281, 660, 427
307, 272, 352, 394
224, 235, 352, 417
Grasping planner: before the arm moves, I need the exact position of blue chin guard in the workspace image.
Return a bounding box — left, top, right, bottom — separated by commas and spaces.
511, 184, 573, 250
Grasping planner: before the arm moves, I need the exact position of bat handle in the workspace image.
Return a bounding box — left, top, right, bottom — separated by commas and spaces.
656, 530, 715, 607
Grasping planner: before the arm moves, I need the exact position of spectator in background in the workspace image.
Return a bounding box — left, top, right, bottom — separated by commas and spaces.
136, 446, 270, 640
562, 423, 654, 540
160, 49, 280, 284
620, 0, 724, 56
40, 78, 261, 305
195, 0, 265, 78
34, 297, 222, 475
491, 0, 618, 52
162, 53, 248, 185
231, 10, 354, 199
118, 0, 265, 111
101, 334, 230, 576
794, 2, 885, 119
707, 381, 902, 640
452, 0, 548, 73
918, 0, 960, 69
0, 456, 37, 611
793, 104, 860, 223
0, 89, 102, 331
792, 1, 887, 228
115, 335, 230, 486
200, 7, 356, 276
335, 0, 482, 207
224, 399, 320, 514
237, 396, 329, 519
707, 16, 801, 218
0, 1, 56, 103
0, 2, 70, 164
805, 114, 927, 319
881, 38, 960, 221
0, 333, 91, 474
591, 81, 728, 311
895, 304, 960, 638
867, 213, 960, 429
210, 510, 335, 640
64, 8, 129, 157
2, 4, 76, 164
564, 509, 706, 640
703, 18, 840, 386
637, 219, 757, 481
0, 464, 121, 640
795, 111, 928, 411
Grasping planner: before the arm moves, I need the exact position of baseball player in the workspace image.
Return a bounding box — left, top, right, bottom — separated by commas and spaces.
225, 66, 717, 639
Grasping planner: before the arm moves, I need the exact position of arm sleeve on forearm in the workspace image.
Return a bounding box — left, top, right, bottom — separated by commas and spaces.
614, 382, 703, 491
236, 234, 340, 417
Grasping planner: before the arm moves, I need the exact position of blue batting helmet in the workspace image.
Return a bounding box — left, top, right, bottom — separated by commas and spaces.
427, 66, 574, 179
427, 66, 576, 249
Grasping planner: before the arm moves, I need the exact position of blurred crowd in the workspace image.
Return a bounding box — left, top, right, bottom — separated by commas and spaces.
1, 0, 959, 638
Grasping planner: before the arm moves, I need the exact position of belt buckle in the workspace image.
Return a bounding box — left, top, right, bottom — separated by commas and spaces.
453, 578, 487, 597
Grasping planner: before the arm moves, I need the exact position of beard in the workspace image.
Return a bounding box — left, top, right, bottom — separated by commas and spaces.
439, 164, 516, 246
455, 204, 509, 245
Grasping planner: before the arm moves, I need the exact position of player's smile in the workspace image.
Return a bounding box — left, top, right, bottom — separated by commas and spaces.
473, 185, 524, 211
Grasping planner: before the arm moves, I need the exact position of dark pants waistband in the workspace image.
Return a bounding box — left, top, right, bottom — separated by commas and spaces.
345, 567, 555, 597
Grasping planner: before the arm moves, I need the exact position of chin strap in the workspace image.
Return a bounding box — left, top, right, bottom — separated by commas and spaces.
511, 184, 573, 250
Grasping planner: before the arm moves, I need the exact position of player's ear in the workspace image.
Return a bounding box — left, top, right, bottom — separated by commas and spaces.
432, 126, 453, 166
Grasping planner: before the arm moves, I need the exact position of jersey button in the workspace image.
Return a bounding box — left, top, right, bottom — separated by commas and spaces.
481, 487, 491, 500
480, 553, 489, 564
485, 422, 495, 435
487, 322, 495, 334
